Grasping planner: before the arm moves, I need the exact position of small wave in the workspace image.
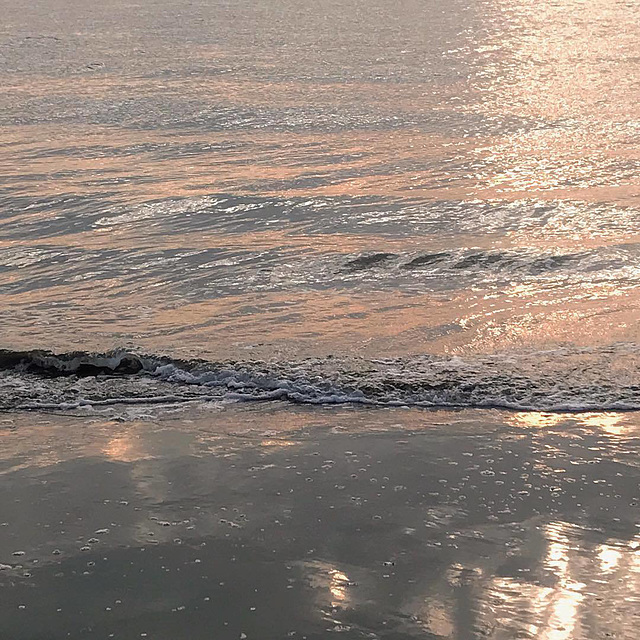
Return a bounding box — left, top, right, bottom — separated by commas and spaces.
343, 248, 621, 276
402, 252, 449, 269
1, 345, 640, 414
343, 253, 397, 271
0, 349, 148, 376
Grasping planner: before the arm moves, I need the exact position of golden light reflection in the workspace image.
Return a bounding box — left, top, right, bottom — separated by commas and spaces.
0, 122, 476, 202
480, 515, 640, 639
1, 0, 640, 369
328, 570, 350, 604
462, 291, 640, 356
508, 412, 570, 429
303, 560, 355, 609
597, 544, 622, 574
423, 601, 454, 637
540, 583, 584, 640
103, 434, 150, 462
482, 522, 585, 640
536, 525, 586, 640
576, 413, 630, 437
259, 439, 297, 447
544, 524, 571, 576
3, 272, 640, 361
471, 0, 640, 203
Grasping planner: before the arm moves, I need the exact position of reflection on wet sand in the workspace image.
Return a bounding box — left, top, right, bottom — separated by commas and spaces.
103, 433, 151, 463
2, 407, 640, 638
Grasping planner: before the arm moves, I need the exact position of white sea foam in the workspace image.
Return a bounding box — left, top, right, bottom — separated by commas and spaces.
1, 344, 639, 417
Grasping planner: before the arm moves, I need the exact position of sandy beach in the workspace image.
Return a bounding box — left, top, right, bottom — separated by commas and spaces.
1, 405, 639, 639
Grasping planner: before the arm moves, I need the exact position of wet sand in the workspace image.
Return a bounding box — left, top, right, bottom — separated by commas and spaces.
1, 405, 639, 639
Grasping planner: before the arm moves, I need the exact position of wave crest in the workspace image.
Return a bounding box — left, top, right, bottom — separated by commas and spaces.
1, 345, 640, 414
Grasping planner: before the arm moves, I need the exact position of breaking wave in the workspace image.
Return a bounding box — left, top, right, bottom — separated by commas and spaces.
1, 344, 640, 414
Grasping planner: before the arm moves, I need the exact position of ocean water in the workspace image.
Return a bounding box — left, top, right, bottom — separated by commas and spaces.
2, 4, 640, 638
1, 0, 640, 414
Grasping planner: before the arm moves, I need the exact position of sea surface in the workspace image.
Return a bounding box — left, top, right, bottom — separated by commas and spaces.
2, 0, 640, 638
1, 0, 640, 413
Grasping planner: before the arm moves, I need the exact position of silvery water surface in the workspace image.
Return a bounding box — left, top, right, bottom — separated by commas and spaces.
2, 1, 640, 639
2, 0, 640, 411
